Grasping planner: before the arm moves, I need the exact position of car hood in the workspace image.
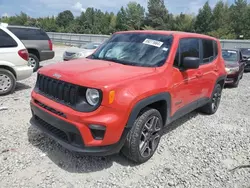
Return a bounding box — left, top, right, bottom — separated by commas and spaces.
224, 61, 239, 68
39, 58, 156, 89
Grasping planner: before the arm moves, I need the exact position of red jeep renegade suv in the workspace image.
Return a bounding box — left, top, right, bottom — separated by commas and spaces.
30, 31, 227, 163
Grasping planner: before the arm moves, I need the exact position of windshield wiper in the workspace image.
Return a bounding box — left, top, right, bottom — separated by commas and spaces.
103, 57, 138, 66
89, 55, 137, 66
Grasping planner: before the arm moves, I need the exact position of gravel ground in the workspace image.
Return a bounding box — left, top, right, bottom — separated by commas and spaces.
0, 46, 250, 188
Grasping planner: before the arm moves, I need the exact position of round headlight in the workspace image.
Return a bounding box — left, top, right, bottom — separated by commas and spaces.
86, 89, 100, 106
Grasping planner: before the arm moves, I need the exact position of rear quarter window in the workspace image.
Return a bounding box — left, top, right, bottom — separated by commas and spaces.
8, 27, 49, 40
201, 39, 218, 64
202, 39, 214, 64
0, 29, 18, 48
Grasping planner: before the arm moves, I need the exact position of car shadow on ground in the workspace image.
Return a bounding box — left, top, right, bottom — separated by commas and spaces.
15, 82, 31, 92
27, 111, 198, 173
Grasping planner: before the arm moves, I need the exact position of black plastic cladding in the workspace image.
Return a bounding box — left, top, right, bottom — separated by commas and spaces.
35, 73, 102, 112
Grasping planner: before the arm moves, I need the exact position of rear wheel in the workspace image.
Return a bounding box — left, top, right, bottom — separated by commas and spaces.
199, 84, 222, 115
28, 53, 40, 72
122, 108, 163, 163
0, 68, 16, 96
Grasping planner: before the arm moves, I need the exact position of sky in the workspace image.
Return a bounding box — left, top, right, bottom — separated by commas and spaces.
0, 0, 239, 18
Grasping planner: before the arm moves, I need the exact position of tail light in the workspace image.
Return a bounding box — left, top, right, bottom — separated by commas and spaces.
48, 40, 53, 50
18, 49, 29, 61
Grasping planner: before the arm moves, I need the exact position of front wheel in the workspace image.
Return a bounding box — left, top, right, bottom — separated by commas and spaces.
122, 108, 163, 163
199, 84, 222, 115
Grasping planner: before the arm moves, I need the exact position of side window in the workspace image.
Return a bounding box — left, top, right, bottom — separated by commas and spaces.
202, 39, 214, 64
0, 29, 18, 48
178, 38, 200, 67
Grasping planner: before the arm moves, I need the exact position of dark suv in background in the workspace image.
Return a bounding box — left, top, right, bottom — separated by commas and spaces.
239, 48, 250, 72
7, 26, 55, 72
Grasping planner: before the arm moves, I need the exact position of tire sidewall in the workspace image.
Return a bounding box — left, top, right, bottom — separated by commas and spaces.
29, 53, 39, 72
0, 69, 16, 96
210, 84, 222, 113
130, 109, 163, 163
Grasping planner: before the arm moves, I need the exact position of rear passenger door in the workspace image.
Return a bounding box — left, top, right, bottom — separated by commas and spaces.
171, 38, 203, 115
198, 39, 219, 99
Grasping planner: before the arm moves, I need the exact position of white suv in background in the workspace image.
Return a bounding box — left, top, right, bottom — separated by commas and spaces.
0, 23, 33, 95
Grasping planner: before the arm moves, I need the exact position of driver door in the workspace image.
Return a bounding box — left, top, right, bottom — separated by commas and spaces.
171, 38, 203, 116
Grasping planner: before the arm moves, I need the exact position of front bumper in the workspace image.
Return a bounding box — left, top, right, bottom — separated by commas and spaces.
14, 65, 33, 81
225, 72, 239, 84
30, 92, 130, 156
63, 55, 78, 61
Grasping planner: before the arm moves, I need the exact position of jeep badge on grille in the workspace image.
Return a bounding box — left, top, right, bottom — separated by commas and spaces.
53, 73, 61, 79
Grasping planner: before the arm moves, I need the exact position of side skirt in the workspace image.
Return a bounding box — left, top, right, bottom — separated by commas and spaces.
166, 97, 210, 126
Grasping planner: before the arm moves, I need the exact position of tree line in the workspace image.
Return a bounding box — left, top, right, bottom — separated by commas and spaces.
1, 0, 250, 39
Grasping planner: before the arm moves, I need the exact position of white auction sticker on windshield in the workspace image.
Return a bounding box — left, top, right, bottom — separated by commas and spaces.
143, 39, 163, 47
162, 47, 169, 51
228, 51, 236, 53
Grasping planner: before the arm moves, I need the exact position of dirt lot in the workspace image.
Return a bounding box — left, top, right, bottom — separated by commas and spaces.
0, 46, 250, 188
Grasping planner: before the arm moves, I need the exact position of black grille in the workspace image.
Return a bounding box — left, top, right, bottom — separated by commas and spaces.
35, 100, 66, 118
36, 74, 80, 106
35, 115, 68, 142
65, 52, 76, 56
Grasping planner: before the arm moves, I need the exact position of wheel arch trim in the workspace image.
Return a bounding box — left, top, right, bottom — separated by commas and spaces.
126, 92, 171, 128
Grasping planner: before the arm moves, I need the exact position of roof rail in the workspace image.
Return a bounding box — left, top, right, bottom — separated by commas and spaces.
0, 22, 8, 27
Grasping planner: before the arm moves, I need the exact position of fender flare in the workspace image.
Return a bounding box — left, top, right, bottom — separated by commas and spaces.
126, 92, 171, 128
215, 74, 227, 86
208, 74, 227, 99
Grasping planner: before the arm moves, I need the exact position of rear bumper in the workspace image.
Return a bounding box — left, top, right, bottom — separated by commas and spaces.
40, 50, 55, 61
15, 65, 33, 81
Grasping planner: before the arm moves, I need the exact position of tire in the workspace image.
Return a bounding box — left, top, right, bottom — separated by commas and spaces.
122, 108, 163, 163
199, 84, 222, 115
28, 53, 40, 72
0, 68, 16, 96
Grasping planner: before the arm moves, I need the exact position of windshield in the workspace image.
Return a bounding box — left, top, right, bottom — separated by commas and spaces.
87, 33, 173, 67
80, 43, 100, 49
240, 48, 250, 57
222, 50, 238, 62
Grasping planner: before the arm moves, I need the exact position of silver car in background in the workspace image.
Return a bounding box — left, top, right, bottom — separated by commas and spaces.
63, 42, 101, 61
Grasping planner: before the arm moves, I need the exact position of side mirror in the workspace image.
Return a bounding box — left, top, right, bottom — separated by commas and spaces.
182, 57, 200, 70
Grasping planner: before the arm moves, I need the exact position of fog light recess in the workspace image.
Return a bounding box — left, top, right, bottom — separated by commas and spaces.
89, 124, 106, 140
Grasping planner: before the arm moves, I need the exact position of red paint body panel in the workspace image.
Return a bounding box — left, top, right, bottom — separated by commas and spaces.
30, 31, 226, 148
